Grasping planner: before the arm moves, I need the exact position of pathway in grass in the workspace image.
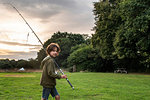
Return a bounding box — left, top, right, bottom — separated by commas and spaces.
0, 73, 36, 77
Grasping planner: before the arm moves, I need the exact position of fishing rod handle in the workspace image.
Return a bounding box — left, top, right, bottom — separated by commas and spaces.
66, 78, 74, 90
59, 68, 74, 90
54, 61, 74, 90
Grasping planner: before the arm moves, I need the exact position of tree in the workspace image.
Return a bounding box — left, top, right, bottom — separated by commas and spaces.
92, 0, 121, 59
37, 31, 86, 67
67, 45, 111, 72
92, 0, 150, 72
0, 59, 13, 69
113, 0, 150, 71
16, 60, 31, 68
28, 58, 39, 69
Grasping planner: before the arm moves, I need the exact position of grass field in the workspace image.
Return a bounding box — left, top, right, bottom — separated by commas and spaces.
0, 72, 150, 100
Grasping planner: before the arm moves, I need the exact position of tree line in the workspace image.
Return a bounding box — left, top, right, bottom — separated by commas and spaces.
0, 0, 150, 72
0, 58, 38, 69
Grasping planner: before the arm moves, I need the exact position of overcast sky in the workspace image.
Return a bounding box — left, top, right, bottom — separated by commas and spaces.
0, 0, 98, 60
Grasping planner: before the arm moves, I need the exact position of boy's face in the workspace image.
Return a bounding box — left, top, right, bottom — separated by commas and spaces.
49, 47, 58, 58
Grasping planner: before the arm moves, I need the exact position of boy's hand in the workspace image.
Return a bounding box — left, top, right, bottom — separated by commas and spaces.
61, 75, 67, 79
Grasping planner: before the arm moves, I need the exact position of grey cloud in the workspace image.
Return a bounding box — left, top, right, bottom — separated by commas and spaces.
1, 0, 96, 26
0, 0, 78, 19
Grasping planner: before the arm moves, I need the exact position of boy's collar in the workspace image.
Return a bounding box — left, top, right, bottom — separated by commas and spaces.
47, 55, 51, 58
47, 55, 53, 59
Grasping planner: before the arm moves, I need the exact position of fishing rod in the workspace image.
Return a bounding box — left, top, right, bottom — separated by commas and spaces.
6, 3, 74, 90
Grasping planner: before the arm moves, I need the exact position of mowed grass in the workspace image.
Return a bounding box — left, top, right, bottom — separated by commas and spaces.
0, 72, 150, 100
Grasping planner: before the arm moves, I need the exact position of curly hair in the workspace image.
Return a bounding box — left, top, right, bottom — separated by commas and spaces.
46, 43, 61, 55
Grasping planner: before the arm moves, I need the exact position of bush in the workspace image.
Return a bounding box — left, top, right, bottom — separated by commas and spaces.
67, 45, 104, 72
0, 59, 13, 69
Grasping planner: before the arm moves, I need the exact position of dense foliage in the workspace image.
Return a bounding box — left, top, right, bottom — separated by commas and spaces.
67, 44, 114, 72
92, 0, 150, 72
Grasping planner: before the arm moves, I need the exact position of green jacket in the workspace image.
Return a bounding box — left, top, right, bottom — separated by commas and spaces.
40, 56, 61, 88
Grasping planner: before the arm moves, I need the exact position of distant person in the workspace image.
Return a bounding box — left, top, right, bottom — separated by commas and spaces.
40, 43, 67, 100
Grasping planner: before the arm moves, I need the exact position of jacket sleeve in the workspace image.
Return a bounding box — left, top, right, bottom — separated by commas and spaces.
46, 59, 61, 79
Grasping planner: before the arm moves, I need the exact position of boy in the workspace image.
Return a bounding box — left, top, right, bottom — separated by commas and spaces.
40, 43, 67, 100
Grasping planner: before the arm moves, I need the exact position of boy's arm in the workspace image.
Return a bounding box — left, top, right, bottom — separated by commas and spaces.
46, 59, 61, 79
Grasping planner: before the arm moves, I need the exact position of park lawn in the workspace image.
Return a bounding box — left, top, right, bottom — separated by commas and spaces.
0, 72, 150, 100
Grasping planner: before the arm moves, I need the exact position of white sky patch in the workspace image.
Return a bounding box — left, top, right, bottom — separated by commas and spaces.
0, 44, 29, 53
0, 43, 41, 53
